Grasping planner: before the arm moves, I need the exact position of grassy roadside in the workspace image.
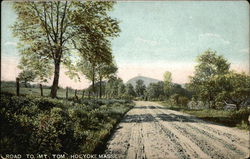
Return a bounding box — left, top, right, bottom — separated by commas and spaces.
0, 92, 134, 155
159, 101, 250, 130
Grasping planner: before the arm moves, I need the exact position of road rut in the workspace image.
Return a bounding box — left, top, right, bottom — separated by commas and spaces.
105, 101, 249, 159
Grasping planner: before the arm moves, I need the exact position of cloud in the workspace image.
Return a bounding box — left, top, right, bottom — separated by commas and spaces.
4, 41, 17, 46
135, 37, 160, 46
199, 33, 220, 38
198, 33, 230, 45
239, 48, 249, 54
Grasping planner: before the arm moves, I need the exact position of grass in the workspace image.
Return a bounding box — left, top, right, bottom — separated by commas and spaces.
1, 85, 81, 98
0, 90, 134, 155
160, 101, 250, 130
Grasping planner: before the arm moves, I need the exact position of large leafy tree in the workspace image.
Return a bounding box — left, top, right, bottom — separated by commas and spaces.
146, 82, 164, 100
12, 1, 120, 98
163, 71, 172, 97
105, 77, 123, 98
135, 80, 146, 97
125, 83, 136, 98
214, 72, 250, 110
118, 83, 126, 98
96, 62, 118, 98
188, 49, 230, 108
77, 59, 97, 96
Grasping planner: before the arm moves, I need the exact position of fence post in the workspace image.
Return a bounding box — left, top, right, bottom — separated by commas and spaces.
66, 87, 68, 99
16, 77, 20, 96
75, 89, 78, 100
75, 89, 77, 97
40, 84, 43, 96
82, 90, 85, 99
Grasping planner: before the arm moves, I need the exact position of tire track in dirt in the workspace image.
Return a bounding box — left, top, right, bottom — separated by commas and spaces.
150, 105, 249, 158
149, 106, 229, 158
104, 101, 249, 159
150, 106, 247, 158
161, 107, 248, 147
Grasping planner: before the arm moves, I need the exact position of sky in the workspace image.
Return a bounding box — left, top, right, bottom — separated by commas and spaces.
1, 1, 249, 89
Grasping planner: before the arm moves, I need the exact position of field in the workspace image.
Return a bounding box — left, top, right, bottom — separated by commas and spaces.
160, 102, 250, 130
1, 82, 78, 98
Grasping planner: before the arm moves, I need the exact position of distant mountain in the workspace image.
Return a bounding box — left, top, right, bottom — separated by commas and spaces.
126, 76, 161, 87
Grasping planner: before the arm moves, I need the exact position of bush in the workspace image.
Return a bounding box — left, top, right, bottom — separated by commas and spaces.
178, 96, 189, 106
229, 108, 250, 121
0, 93, 134, 154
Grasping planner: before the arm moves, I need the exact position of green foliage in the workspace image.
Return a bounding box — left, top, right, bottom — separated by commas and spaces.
118, 83, 126, 98
145, 82, 164, 101
135, 80, 146, 97
183, 108, 250, 130
18, 70, 37, 87
105, 77, 123, 98
213, 72, 250, 110
161, 101, 250, 130
12, 1, 120, 98
163, 71, 172, 96
124, 83, 136, 99
188, 49, 231, 108
170, 94, 189, 106
0, 93, 134, 154
188, 49, 250, 110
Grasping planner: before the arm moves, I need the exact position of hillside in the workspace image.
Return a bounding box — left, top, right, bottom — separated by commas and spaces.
126, 76, 160, 87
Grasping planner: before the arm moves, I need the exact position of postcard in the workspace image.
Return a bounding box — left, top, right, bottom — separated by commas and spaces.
1, 1, 249, 158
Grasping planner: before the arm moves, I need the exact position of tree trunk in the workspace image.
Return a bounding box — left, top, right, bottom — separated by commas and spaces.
75, 89, 77, 97
92, 66, 95, 97
75, 89, 78, 100
103, 83, 106, 98
99, 76, 102, 98
24, 80, 28, 88
66, 87, 68, 99
50, 61, 60, 98
235, 103, 240, 111
40, 84, 43, 96
16, 78, 20, 96
92, 80, 95, 97
82, 90, 85, 99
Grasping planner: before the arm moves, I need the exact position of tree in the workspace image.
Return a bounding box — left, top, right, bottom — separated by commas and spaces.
125, 83, 136, 98
146, 82, 164, 100
12, 1, 120, 98
18, 49, 53, 96
214, 72, 250, 110
188, 49, 230, 108
118, 83, 126, 98
77, 59, 97, 97
163, 71, 172, 97
170, 94, 189, 106
18, 70, 36, 88
135, 80, 146, 97
105, 77, 123, 98
96, 62, 118, 98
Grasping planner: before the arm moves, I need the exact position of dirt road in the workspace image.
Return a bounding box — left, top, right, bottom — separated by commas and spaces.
105, 101, 249, 159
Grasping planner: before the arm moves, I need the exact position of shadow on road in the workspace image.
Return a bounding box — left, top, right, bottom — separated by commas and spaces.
121, 114, 156, 123
133, 106, 168, 110
157, 113, 198, 123
121, 113, 200, 123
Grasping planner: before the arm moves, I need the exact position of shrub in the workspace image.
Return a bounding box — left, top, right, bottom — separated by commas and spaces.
0, 93, 134, 154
